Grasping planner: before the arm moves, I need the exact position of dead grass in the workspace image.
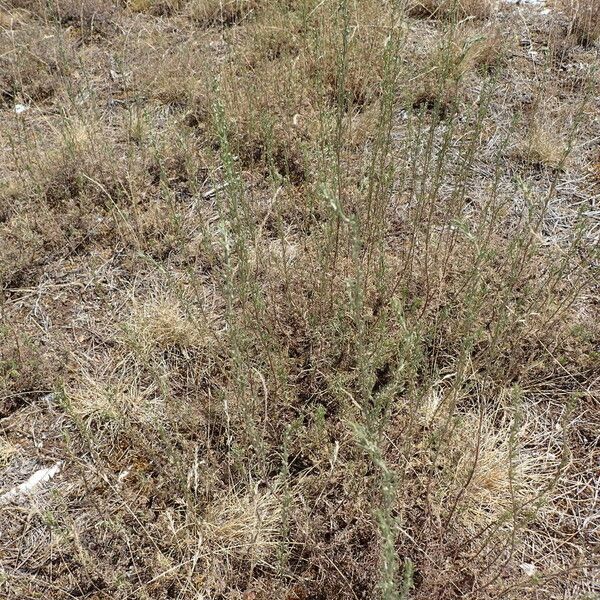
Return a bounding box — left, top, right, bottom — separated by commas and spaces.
0, 437, 17, 466
128, 0, 186, 15
123, 296, 208, 351
515, 115, 569, 170
408, 0, 494, 20
0, 0, 598, 598
561, 0, 600, 46
0, 20, 75, 104
188, 0, 257, 25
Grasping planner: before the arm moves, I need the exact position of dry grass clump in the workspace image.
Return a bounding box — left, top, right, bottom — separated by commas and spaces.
232, 5, 304, 71
401, 22, 509, 116
128, 0, 186, 15
0, 208, 59, 287
308, 0, 392, 110
0, 122, 145, 286
0, 0, 44, 13
0, 321, 56, 402
0, 437, 17, 467
198, 487, 283, 589
0, 4, 29, 28
213, 39, 314, 182
209, 0, 395, 183
122, 296, 209, 351
401, 390, 566, 596
148, 124, 210, 191
66, 371, 163, 433
403, 28, 490, 114
408, 74, 457, 115
218, 94, 309, 183
461, 26, 509, 73
408, 0, 495, 20
9, 118, 139, 210
132, 31, 216, 111
516, 118, 569, 170
44, 131, 124, 204
0, 21, 75, 105
142, 63, 204, 108
188, 0, 257, 26
2, 114, 153, 284
428, 406, 552, 531
131, 0, 256, 20
137, 490, 285, 595
2, 0, 117, 35
67, 377, 128, 430
562, 0, 600, 46
48, 0, 118, 35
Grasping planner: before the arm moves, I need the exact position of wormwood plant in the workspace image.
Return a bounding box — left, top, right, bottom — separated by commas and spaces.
0, 0, 597, 597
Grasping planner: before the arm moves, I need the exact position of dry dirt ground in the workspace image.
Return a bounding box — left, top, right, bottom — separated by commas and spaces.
0, 0, 599, 598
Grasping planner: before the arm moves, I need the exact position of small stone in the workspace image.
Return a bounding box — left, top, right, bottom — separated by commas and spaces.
520, 563, 537, 577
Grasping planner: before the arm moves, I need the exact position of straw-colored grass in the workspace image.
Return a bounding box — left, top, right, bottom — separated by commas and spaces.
0, 0, 598, 598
